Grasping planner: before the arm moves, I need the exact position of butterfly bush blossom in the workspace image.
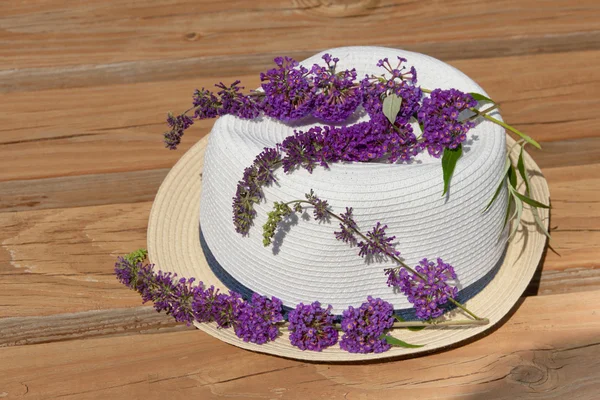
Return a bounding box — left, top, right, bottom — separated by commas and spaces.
288, 302, 338, 351
386, 258, 459, 320
340, 296, 395, 354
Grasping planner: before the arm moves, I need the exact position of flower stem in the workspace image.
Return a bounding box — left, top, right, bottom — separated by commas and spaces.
278, 318, 489, 329
284, 198, 486, 322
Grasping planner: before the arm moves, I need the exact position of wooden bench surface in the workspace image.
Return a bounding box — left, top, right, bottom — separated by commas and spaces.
1, 1, 599, 398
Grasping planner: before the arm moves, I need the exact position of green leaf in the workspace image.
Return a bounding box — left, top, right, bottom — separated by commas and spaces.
483, 114, 542, 149
509, 195, 524, 240
383, 335, 424, 349
394, 315, 426, 331
501, 192, 514, 232
508, 164, 517, 189
483, 157, 511, 212
512, 191, 550, 209
469, 92, 495, 104
441, 145, 463, 196
532, 206, 552, 240
382, 93, 403, 124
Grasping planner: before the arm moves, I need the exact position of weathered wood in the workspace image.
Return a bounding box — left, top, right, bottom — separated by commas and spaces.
0, 306, 191, 347
1, 0, 599, 92
0, 161, 598, 318
1, 50, 599, 183
0, 137, 597, 213
0, 0, 598, 397
0, 291, 598, 399
0, 169, 169, 213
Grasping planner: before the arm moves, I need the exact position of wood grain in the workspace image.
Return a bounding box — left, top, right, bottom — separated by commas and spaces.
0, 137, 597, 213
1, 50, 599, 184
1, 0, 599, 92
0, 291, 598, 399
1, 0, 599, 397
0, 161, 598, 318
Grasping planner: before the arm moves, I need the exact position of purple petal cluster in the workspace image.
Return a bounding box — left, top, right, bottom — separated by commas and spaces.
387, 258, 458, 320
357, 222, 400, 259
234, 293, 284, 344
261, 56, 315, 121
163, 113, 194, 150
417, 88, 477, 157
339, 296, 395, 353
305, 190, 330, 222
212, 291, 244, 328
192, 88, 220, 119
361, 57, 422, 125
170, 277, 203, 325
288, 302, 338, 351
311, 54, 362, 123
192, 284, 219, 323
334, 207, 358, 245
114, 256, 141, 289
214, 81, 262, 119
232, 148, 282, 235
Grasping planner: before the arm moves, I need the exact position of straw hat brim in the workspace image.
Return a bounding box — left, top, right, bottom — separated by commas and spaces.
147, 134, 549, 362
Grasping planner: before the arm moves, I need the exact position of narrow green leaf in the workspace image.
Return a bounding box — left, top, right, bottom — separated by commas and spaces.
532, 206, 552, 240
394, 315, 426, 331
507, 165, 517, 190
512, 191, 550, 209
502, 192, 514, 232
483, 114, 542, 149
382, 93, 403, 124
469, 92, 495, 103
516, 146, 529, 192
483, 157, 511, 212
441, 145, 463, 196
509, 195, 524, 240
384, 335, 425, 349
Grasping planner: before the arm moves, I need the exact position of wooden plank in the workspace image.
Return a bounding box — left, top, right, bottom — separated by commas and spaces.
0, 169, 169, 213
0, 137, 597, 213
0, 50, 599, 183
0, 291, 598, 399
0, 306, 191, 348
1, 0, 599, 92
0, 158, 598, 319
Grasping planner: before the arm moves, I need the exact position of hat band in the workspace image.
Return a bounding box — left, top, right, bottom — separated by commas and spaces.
200, 226, 505, 320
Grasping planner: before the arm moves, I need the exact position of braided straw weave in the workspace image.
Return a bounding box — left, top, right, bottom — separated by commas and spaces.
147, 48, 549, 361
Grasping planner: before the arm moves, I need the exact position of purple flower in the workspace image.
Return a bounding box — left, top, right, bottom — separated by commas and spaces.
192, 88, 220, 119
288, 302, 338, 351
260, 57, 315, 121
279, 127, 328, 173
311, 54, 362, 123
163, 113, 194, 150
147, 270, 179, 314
305, 190, 329, 222
212, 291, 244, 328
215, 81, 262, 119
334, 207, 358, 245
417, 88, 477, 157
357, 222, 400, 259
114, 256, 141, 290
233, 293, 283, 344
388, 258, 458, 320
232, 147, 282, 235
340, 296, 395, 353
361, 57, 422, 125
192, 285, 220, 323
170, 277, 203, 325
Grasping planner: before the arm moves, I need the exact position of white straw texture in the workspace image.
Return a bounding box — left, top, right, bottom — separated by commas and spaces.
198, 47, 508, 313
148, 133, 549, 361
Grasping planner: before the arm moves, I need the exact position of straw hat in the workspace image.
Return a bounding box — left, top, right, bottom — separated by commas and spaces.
147, 47, 549, 361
